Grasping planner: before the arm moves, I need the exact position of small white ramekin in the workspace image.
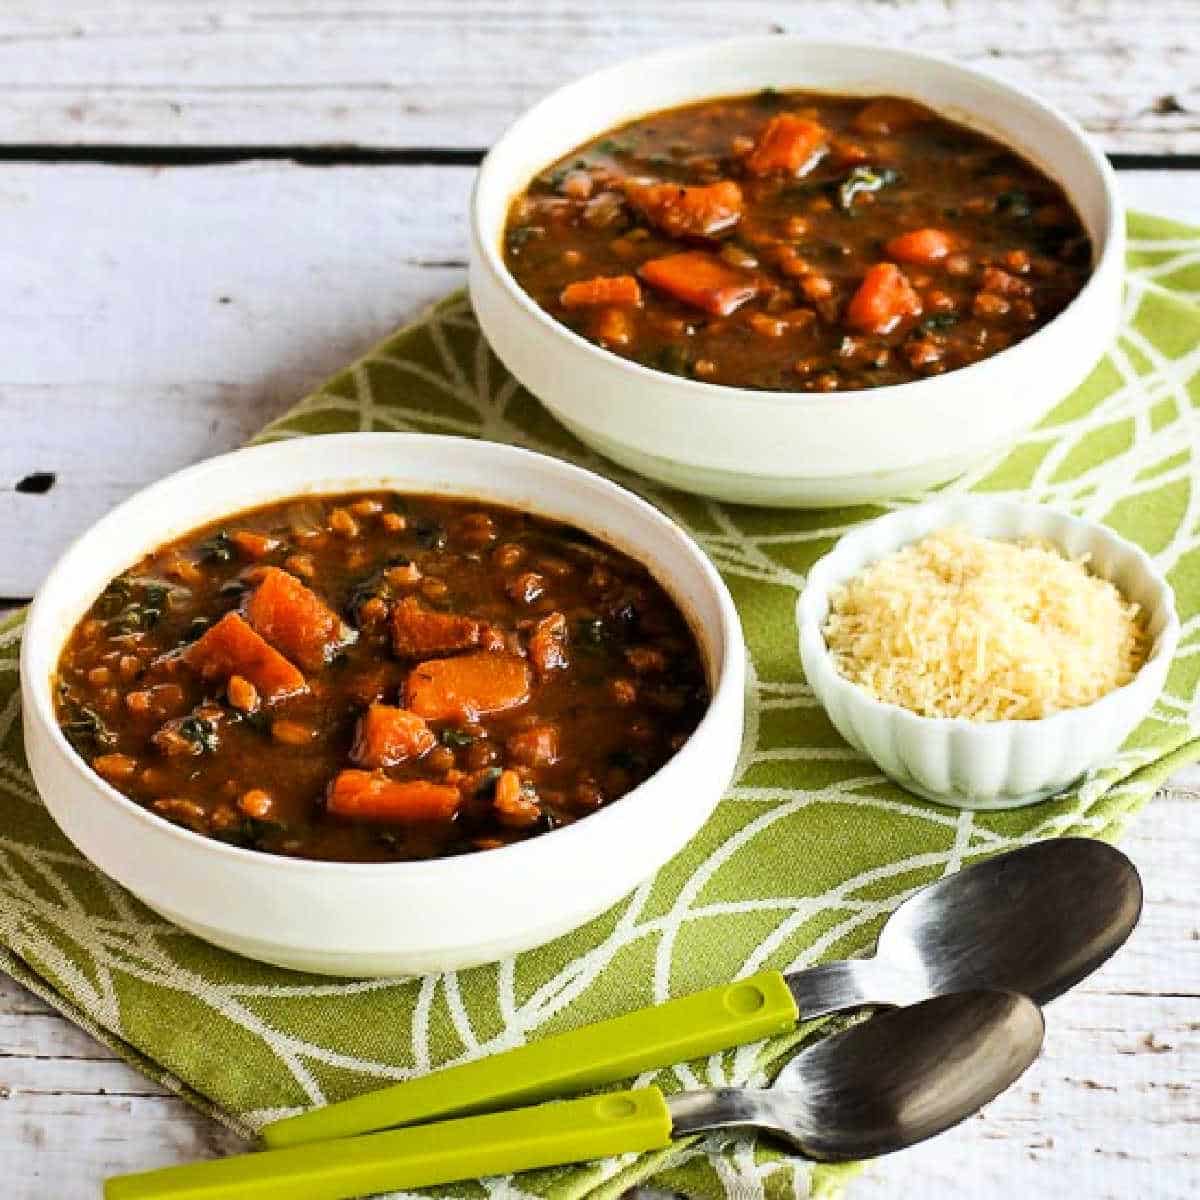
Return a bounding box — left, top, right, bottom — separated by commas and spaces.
21, 434, 745, 976
470, 37, 1124, 507
797, 499, 1180, 809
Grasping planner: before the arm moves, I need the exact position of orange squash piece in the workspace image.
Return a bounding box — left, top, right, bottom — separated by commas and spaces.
182, 612, 306, 702
245, 566, 354, 671
626, 180, 743, 238
845, 263, 923, 335
638, 251, 759, 317
350, 704, 436, 768
406, 652, 532, 722
745, 115, 827, 176
559, 275, 643, 309
391, 595, 484, 658
884, 228, 960, 265
327, 771, 462, 823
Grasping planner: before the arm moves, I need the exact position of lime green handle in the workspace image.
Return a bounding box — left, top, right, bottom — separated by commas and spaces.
106, 1087, 672, 1199
262, 969, 796, 1149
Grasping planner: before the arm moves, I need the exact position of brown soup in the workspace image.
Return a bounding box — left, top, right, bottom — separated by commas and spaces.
502, 90, 1092, 391
54, 493, 709, 863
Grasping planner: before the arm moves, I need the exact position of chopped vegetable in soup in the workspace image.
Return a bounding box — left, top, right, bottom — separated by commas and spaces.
54, 494, 709, 862
502, 90, 1092, 391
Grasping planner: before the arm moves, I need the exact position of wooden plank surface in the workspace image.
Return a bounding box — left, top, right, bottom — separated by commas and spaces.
0, 790, 1194, 1197
2, 168, 1196, 601
0, 1, 1196, 154
2, 2, 1198, 1194
0, 162, 470, 601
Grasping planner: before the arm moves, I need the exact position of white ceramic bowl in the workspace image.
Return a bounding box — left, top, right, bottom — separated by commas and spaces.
798, 499, 1179, 809
470, 37, 1124, 507
21, 434, 745, 976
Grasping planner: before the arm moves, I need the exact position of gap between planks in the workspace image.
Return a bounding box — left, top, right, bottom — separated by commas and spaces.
0, 146, 1196, 170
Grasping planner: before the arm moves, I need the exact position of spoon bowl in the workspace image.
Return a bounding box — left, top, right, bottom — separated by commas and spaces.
877, 838, 1143, 1002
787, 837, 1143, 1018
668, 989, 1045, 1162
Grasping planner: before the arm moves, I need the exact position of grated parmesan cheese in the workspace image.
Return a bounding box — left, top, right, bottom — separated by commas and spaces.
822, 526, 1148, 721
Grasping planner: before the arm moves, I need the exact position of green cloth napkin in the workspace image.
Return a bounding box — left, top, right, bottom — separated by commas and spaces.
3, 211, 1200, 1198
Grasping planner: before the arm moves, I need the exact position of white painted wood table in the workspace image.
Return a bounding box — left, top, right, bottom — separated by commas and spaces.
1, 4, 1197, 1196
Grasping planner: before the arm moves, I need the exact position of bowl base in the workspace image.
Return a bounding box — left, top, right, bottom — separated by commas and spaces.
886, 774, 1080, 811
552, 415, 994, 507
136, 894, 626, 978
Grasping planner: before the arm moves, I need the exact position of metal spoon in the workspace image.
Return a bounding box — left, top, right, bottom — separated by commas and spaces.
787, 836, 1142, 1017
107, 990, 1045, 1198
668, 988, 1045, 1162
262, 837, 1138, 1149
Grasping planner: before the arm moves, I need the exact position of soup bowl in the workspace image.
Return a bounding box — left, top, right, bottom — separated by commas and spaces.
20, 434, 745, 976
469, 36, 1124, 506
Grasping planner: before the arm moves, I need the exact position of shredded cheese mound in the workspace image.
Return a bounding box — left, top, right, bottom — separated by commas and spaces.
822, 526, 1148, 721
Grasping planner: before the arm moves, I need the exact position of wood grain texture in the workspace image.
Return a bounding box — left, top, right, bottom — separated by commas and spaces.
0, 1, 1196, 154
2, 5, 1198, 1191
0, 162, 471, 600
2, 168, 1196, 601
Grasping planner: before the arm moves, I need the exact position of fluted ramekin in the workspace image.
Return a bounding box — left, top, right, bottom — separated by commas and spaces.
797, 499, 1180, 809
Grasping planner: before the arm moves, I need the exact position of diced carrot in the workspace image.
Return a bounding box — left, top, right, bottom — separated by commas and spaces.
625, 180, 743, 238
852, 97, 929, 136
560, 275, 643, 309
845, 263, 923, 335
745, 115, 827, 176
182, 612, 307, 702
350, 704, 436, 768
229, 530, 282, 560
884, 228, 961, 265
327, 771, 462, 823
638, 251, 759, 317
391, 595, 483, 658
244, 566, 353, 672
528, 612, 568, 678
406, 652, 532, 722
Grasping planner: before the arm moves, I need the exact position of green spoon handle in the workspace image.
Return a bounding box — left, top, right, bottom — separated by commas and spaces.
106, 1087, 673, 1199
261, 969, 796, 1149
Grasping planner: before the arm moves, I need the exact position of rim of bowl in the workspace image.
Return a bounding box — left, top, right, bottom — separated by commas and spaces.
470, 35, 1123, 410
797, 497, 1181, 734
21, 433, 744, 878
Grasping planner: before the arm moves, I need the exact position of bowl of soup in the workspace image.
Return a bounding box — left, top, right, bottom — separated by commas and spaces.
469, 38, 1123, 506
20, 434, 744, 976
